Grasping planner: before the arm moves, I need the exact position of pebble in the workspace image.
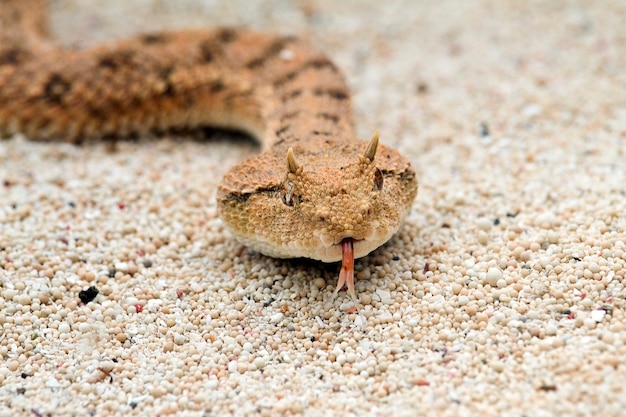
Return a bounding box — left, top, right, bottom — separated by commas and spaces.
476, 217, 492, 231
591, 309, 606, 323
375, 288, 393, 304
313, 278, 326, 289
270, 313, 284, 324
360, 293, 372, 305
8, 360, 19, 372
253, 357, 266, 370
174, 334, 186, 345
485, 268, 503, 286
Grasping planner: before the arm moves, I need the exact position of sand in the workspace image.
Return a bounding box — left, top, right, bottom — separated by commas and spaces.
1, 0, 625, 416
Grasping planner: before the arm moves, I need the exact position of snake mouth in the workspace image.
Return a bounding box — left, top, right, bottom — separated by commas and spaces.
314, 233, 386, 263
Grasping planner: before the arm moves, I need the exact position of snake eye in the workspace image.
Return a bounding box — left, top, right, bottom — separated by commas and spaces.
373, 168, 384, 191
282, 181, 295, 206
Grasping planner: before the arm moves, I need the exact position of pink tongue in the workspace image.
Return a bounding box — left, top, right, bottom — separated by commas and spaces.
334, 238, 356, 302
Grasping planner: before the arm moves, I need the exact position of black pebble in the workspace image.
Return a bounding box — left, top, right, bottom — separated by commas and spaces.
79, 286, 99, 304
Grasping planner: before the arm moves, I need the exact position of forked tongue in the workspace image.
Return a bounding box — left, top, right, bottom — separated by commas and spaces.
334, 238, 357, 303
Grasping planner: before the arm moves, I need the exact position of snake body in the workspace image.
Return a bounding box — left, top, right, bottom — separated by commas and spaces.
0, 0, 418, 299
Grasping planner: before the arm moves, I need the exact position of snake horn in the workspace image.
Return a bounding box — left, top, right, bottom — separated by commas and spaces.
364, 130, 379, 162
286, 147, 299, 174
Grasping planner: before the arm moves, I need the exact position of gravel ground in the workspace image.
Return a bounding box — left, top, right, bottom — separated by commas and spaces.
1, 1, 626, 416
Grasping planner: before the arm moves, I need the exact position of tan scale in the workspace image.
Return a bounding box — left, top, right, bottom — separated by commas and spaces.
0, 0, 418, 300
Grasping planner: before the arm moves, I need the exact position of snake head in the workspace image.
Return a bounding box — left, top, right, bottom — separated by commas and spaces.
217, 131, 418, 263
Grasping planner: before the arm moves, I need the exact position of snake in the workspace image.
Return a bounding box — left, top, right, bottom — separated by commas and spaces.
0, 0, 418, 301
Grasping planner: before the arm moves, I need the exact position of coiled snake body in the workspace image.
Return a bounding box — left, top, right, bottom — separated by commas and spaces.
0, 0, 418, 300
